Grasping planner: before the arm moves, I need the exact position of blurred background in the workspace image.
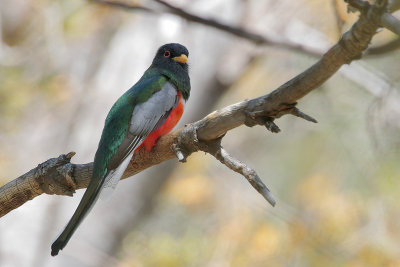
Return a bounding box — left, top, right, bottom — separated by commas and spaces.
1, 0, 400, 266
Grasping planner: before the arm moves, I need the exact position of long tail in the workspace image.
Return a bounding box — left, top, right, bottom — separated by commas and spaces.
50, 153, 133, 256
50, 175, 105, 256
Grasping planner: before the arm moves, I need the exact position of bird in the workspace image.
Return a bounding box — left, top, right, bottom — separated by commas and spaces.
51, 43, 190, 256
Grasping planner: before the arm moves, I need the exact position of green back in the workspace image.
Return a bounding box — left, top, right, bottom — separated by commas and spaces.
92, 71, 168, 181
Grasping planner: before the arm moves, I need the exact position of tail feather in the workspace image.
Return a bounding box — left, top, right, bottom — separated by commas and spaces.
51, 176, 105, 256
50, 153, 133, 256
100, 154, 133, 200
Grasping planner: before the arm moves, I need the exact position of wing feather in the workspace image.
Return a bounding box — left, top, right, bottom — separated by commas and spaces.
102, 81, 179, 193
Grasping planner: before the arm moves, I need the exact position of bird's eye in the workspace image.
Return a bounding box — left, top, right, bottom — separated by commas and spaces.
164, 50, 171, 57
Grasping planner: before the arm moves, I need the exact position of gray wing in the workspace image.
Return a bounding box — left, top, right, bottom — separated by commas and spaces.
100, 81, 179, 198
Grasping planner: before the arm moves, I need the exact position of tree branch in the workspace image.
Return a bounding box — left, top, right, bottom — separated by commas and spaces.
0, 0, 390, 217
346, 0, 400, 36
93, 0, 323, 57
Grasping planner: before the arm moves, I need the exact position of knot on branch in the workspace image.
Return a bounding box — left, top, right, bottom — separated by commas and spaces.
172, 124, 201, 162
341, 0, 389, 62
346, 0, 388, 22
197, 136, 224, 155
244, 113, 281, 133
244, 103, 317, 133
35, 152, 77, 196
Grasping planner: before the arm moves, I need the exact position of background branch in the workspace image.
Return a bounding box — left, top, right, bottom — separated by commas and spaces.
94, 0, 400, 58
94, 0, 323, 57
366, 37, 400, 54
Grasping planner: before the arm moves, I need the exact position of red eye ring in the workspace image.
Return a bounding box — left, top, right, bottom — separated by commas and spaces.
164, 50, 171, 57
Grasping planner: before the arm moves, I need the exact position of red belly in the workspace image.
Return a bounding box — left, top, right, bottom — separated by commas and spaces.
135, 92, 184, 153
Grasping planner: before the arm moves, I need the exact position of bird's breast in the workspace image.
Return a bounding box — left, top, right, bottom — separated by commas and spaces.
136, 91, 184, 152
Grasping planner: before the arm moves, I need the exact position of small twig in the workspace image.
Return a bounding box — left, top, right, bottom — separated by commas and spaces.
244, 104, 317, 134
200, 139, 276, 207
291, 107, 318, 123
217, 148, 276, 207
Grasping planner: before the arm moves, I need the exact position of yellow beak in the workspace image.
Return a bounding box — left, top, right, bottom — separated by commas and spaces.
172, 54, 188, 64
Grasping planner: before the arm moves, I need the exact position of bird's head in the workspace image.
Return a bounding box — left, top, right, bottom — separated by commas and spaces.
152, 43, 189, 72
151, 43, 191, 100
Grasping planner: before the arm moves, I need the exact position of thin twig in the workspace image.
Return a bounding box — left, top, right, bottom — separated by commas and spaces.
214, 146, 276, 207
193, 136, 276, 206
291, 108, 318, 123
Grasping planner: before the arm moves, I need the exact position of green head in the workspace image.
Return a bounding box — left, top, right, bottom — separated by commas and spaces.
150, 43, 191, 100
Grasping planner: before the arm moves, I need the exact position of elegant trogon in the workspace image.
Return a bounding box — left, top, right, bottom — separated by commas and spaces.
51, 43, 190, 256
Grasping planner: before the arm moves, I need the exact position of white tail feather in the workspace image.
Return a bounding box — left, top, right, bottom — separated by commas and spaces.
99, 153, 133, 200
